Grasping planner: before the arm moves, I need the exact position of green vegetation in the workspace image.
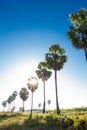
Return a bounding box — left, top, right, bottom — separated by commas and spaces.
68, 8, 87, 60
0, 107, 87, 130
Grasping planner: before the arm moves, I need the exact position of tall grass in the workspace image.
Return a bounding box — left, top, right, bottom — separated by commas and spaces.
0, 107, 87, 130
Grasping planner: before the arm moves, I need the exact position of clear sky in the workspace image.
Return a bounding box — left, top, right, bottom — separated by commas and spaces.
0, 0, 87, 111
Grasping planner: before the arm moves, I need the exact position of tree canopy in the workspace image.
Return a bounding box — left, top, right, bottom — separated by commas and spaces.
68, 8, 87, 60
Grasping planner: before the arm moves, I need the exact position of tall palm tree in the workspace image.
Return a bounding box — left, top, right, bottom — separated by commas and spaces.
36, 61, 52, 113
27, 76, 38, 114
67, 8, 87, 60
19, 87, 29, 112
46, 44, 67, 114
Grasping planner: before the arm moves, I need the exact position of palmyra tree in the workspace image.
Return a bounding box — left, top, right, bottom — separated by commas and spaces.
68, 8, 87, 60
19, 87, 29, 112
47, 99, 51, 111
2, 101, 7, 111
7, 91, 18, 112
12, 91, 18, 108
46, 44, 67, 114
38, 103, 41, 112
7, 95, 14, 111
27, 76, 38, 114
36, 61, 52, 113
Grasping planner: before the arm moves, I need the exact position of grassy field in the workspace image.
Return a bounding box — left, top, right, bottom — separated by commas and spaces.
0, 107, 87, 130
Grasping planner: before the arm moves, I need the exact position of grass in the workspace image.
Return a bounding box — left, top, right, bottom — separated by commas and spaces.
0, 107, 87, 130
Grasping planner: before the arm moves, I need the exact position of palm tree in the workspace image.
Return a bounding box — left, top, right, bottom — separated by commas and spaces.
67, 8, 87, 60
38, 103, 41, 112
47, 99, 51, 111
46, 44, 67, 114
36, 61, 52, 113
12, 91, 17, 97
2, 101, 7, 112
12, 91, 18, 109
27, 76, 38, 114
7, 95, 14, 111
19, 87, 29, 112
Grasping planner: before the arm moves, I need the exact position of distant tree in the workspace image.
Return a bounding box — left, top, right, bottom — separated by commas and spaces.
19, 87, 29, 112
12, 91, 17, 97
2, 101, 7, 111
27, 76, 38, 114
46, 44, 67, 114
47, 100, 51, 111
11, 106, 16, 112
12, 91, 18, 108
7, 91, 18, 112
7, 95, 14, 111
38, 103, 41, 112
67, 8, 87, 60
36, 61, 52, 113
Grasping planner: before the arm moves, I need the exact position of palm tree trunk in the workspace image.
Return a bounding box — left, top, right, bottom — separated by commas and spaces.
55, 70, 60, 114
23, 101, 24, 112
31, 92, 33, 114
49, 104, 50, 111
43, 80, 45, 113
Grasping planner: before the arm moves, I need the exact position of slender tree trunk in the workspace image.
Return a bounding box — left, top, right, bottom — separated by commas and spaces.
23, 101, 24, 112
43, 81, 46, 113
31, 92, 33, 114
55, 70, 60, 114
49, 104, 50, 111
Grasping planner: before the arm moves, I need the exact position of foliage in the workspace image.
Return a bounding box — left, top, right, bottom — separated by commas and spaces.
68, 8, 87, 60
36, 61, 52, 81
19, 88, 29, 102
2, 101, 7, 107
19, 87, 29, 112
0, 108, 87, 130
38, 103, 41, 108
46, 44, 67, 71
47, 99, 51, 105
27, 76, 38, 93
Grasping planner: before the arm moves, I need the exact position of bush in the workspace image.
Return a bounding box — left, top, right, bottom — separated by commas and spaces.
77, 120, 87, 130
56, 117, 74, 129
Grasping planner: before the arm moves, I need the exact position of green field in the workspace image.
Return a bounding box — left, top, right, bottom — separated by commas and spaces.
0, 107, 87, 130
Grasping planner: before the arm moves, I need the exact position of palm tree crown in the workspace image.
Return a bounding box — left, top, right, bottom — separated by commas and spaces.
19, 87, 29, 102
68, 8, 87, 60
36, 61, 52, 82
27, 76, 38, 93
46, 44, 67, 70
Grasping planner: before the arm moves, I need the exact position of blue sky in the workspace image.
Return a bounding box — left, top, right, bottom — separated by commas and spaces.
0, 0, 87, 111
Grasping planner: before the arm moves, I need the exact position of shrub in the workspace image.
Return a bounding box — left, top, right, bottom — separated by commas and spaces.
77, 120, 87, 130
